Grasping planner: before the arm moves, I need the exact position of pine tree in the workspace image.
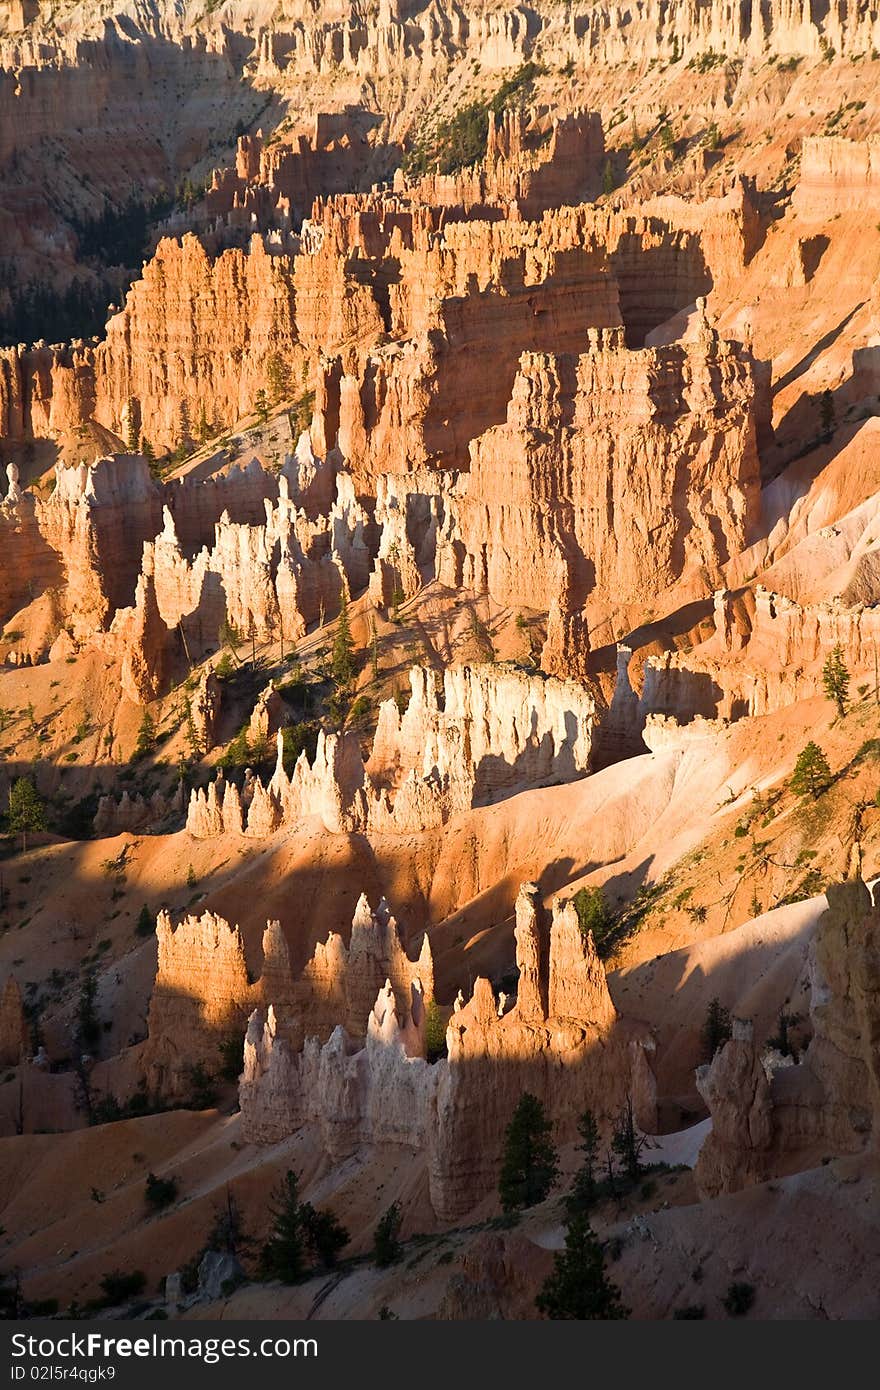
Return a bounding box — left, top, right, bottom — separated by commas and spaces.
536, 1210, 628, 1320
373, 1201, 402, 1267
136, 904, 155, 938
254, 388, 269, 425
124, 397, 139, 454
819, 389, 836, 440
77, 971, 101, 1053
498, 1092, 559, 1212
134, 708, 156, 758
611, 1094, 645, 1182
7, 777, 46, 852
331, 591, 355, 688
602, 158, 614, 195
567, 1108, 600, 1216
790, 741, 832, 799
260, 1171, 305, 1282
140, 436, 160, 480
265, 354, 290, 404
298, 1202, 349, 1268
822, 644, 850, 718
701, 997, 732, 1060
369, 614, 380, 681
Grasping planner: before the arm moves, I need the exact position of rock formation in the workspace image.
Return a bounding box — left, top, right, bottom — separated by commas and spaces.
695, 879, 880, 1198
187, 661, 599, 840
241, 882, 656, 1219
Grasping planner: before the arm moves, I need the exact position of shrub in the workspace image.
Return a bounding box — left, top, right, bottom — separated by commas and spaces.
145, 1172, 178, 1210
218, 1031, 245, 1083
99, 1270, 147, 1306
571, 886, 616, 957
424, 997, 447, 1062
723, 1281, 756, 1317
185, 1063, 218, 1109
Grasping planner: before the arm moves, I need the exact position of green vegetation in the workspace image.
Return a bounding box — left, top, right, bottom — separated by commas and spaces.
701, 997, 732, 1060
822, 643, 850, 717
499, 1092, 558, 1212
331, 592, 356, 688
260, 1171, 305, 1282
402, 63, 544, 177
76, 972, 102, 1053
790, 741, 832, 799
6, 777, 46, 851
723, 1281, 756, 1316
424, 997, 447, 1062
566, 1108, 600, 1216
373, 1201, 403, 1268
136, 904, 155, 938
145, 1172, 178, 1211
135, 708, 156, 758
610, 1095, 646, 1183
218, 1031, 245, 1083
536, 1210, 628, 1319
571, 886, 616, 957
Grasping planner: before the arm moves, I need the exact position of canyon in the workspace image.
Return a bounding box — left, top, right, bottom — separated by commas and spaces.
0, 0, 878, 1325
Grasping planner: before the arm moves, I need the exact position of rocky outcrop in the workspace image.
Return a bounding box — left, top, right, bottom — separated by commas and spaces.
188, 661, 599, 840
142, 909, 255, 1098
142, 893, 433, 1097
793, 137, 880, 221
437, 310, 762, 623
92, 783, 185, 838
242, 883, 656, 1220
695, 879, 880, 1198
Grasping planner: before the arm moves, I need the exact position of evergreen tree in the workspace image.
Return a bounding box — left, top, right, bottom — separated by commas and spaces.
369, 614, 380, 681
254, 388, 269, 425
134, 708, 156, 758
265, 354, 290, 404
77, 971, 101, 1053
819, 389, 836, 440
7, 777, 46, 852
140, 436, 160, 480
567, 1108, 600, 1216
373, 1201, 402, 1268
822, 644, 850, 717
260, 1171, 305, 1283
298, 1202, 349, 1268
701, 997, 732, 1060
610, 1095, 645, 1182
602, 158, 615, 195
535, 1210, 628, 1320
124, 398, 139, 454
331, 592, 355, 688
498, 1092, 559, 1212
790, 741, 832, 799
136, 904, 155, 938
